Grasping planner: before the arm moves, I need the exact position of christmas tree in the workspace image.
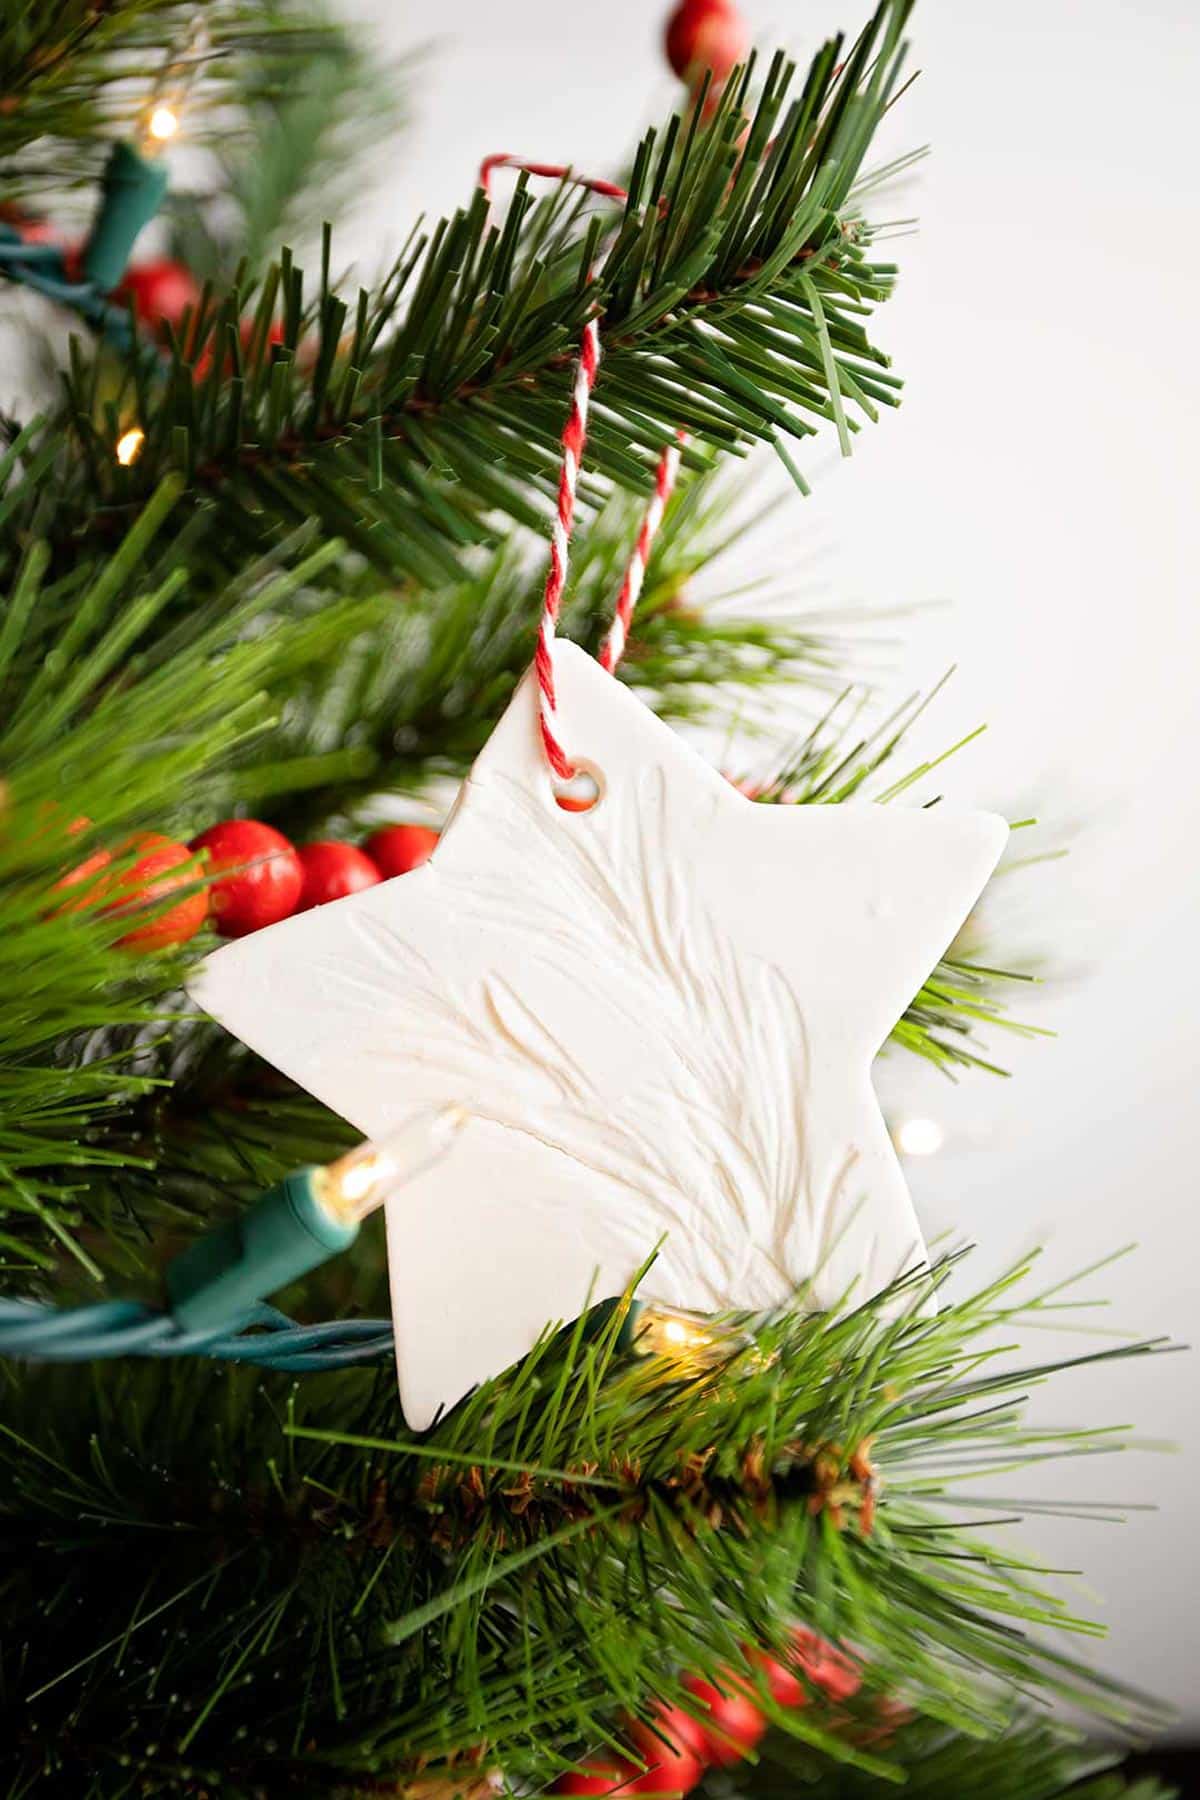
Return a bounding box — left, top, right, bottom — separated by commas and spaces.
0, 3, 1176, 1796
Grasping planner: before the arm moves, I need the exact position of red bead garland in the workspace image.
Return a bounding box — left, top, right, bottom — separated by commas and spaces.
111, 256, 287, 375
51, 814, 113, 911
363, 823, 439, 878
194, 315, 286, 380
190, 819, 303, 939
624, 1705, 707, 1795
681, 1673, 767, 1767
296, 840, 383, 910
50, 815, 443, 952
745, 1645, 807, 1708
106, 833, 209, 951
552, 1763, 640, 1797
549, 1629, 867, 1800
788, 1627, 863, 1704
115, 258, 201, 335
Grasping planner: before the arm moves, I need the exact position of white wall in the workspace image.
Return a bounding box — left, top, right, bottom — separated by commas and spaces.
334, 0, 1200, 1726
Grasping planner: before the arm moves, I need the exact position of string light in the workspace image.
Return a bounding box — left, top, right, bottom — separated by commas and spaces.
317, 1106, 469, 1226
146, 105, 181, 145
115, 427, 145, 466
2, 1109, 471, 1363
893, 1116, 945, 1158
77, 16, 209, 291
633, 1302, 751, 1367
137, 16, 209, 157
334, 1150, 394, 1207
168, 1106, 468, 1333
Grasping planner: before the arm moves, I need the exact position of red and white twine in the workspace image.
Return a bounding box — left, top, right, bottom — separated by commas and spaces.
599, 429, 685, 675
536, 327, 685, 781
535, 317, 602, 781
479, 154, 627, 205
478, 154, 685, 782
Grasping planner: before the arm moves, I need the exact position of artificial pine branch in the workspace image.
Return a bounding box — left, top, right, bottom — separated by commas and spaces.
223, 473, 852, 835
15, 6, 912, 588
0, 1255, 1169, 1797
164, 0, 410, 289
0, 1, 337, 204
0, 486, 394, 1274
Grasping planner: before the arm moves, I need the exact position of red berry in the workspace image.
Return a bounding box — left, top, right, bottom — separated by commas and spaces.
50, 815, 113, 914
296, 841, 382, 910
746, 1646, 807, 1708
14, 217, 59, 245
51, 844, 112, 905
628, 1706, 710, 1767
664, 0, 749, 84
116, 258, 200, 330
106, 833, 208, 951
623, 1759, 702, 1799
362, 823, 439, 879
789, 1628, 862, 1703
682, 1673, 767, 1766
190, 819, 303, 938
626, 1706, 707, 1795
17, 218, 65, 250
551, 1761, 640, 1797
241, 316, 286, 355
194, 317, 285, 381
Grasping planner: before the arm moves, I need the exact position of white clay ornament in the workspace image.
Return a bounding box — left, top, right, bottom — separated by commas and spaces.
191, 641, 1007, 1430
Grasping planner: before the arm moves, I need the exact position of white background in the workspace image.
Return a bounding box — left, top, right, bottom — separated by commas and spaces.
324, 0, 1200, 1727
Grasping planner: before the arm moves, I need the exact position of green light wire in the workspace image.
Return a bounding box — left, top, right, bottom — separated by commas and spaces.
0, 1298, 396, 1372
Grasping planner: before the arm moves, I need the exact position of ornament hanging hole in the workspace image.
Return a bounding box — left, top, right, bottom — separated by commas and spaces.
553, 761, 605, 814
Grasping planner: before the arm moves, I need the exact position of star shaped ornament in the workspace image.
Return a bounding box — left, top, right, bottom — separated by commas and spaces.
191, 643, 1007, 1429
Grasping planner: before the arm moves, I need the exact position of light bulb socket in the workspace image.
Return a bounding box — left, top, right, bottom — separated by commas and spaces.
81, 141, 169, 293
166, 1169, 358, 1335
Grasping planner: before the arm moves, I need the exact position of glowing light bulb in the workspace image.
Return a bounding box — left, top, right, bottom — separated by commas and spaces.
337, 1151, 395, 1205
115, 428, 145, 466
633, 1302, 751, 1367
894, 1116, 945, 1158
138, 16, 209, 156
147, 104, 180, 143
317, 1105, 468, 1225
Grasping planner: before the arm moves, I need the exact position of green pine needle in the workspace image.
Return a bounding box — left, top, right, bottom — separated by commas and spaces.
14, 6, 913, 588
0, 1253, 1172, 1795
